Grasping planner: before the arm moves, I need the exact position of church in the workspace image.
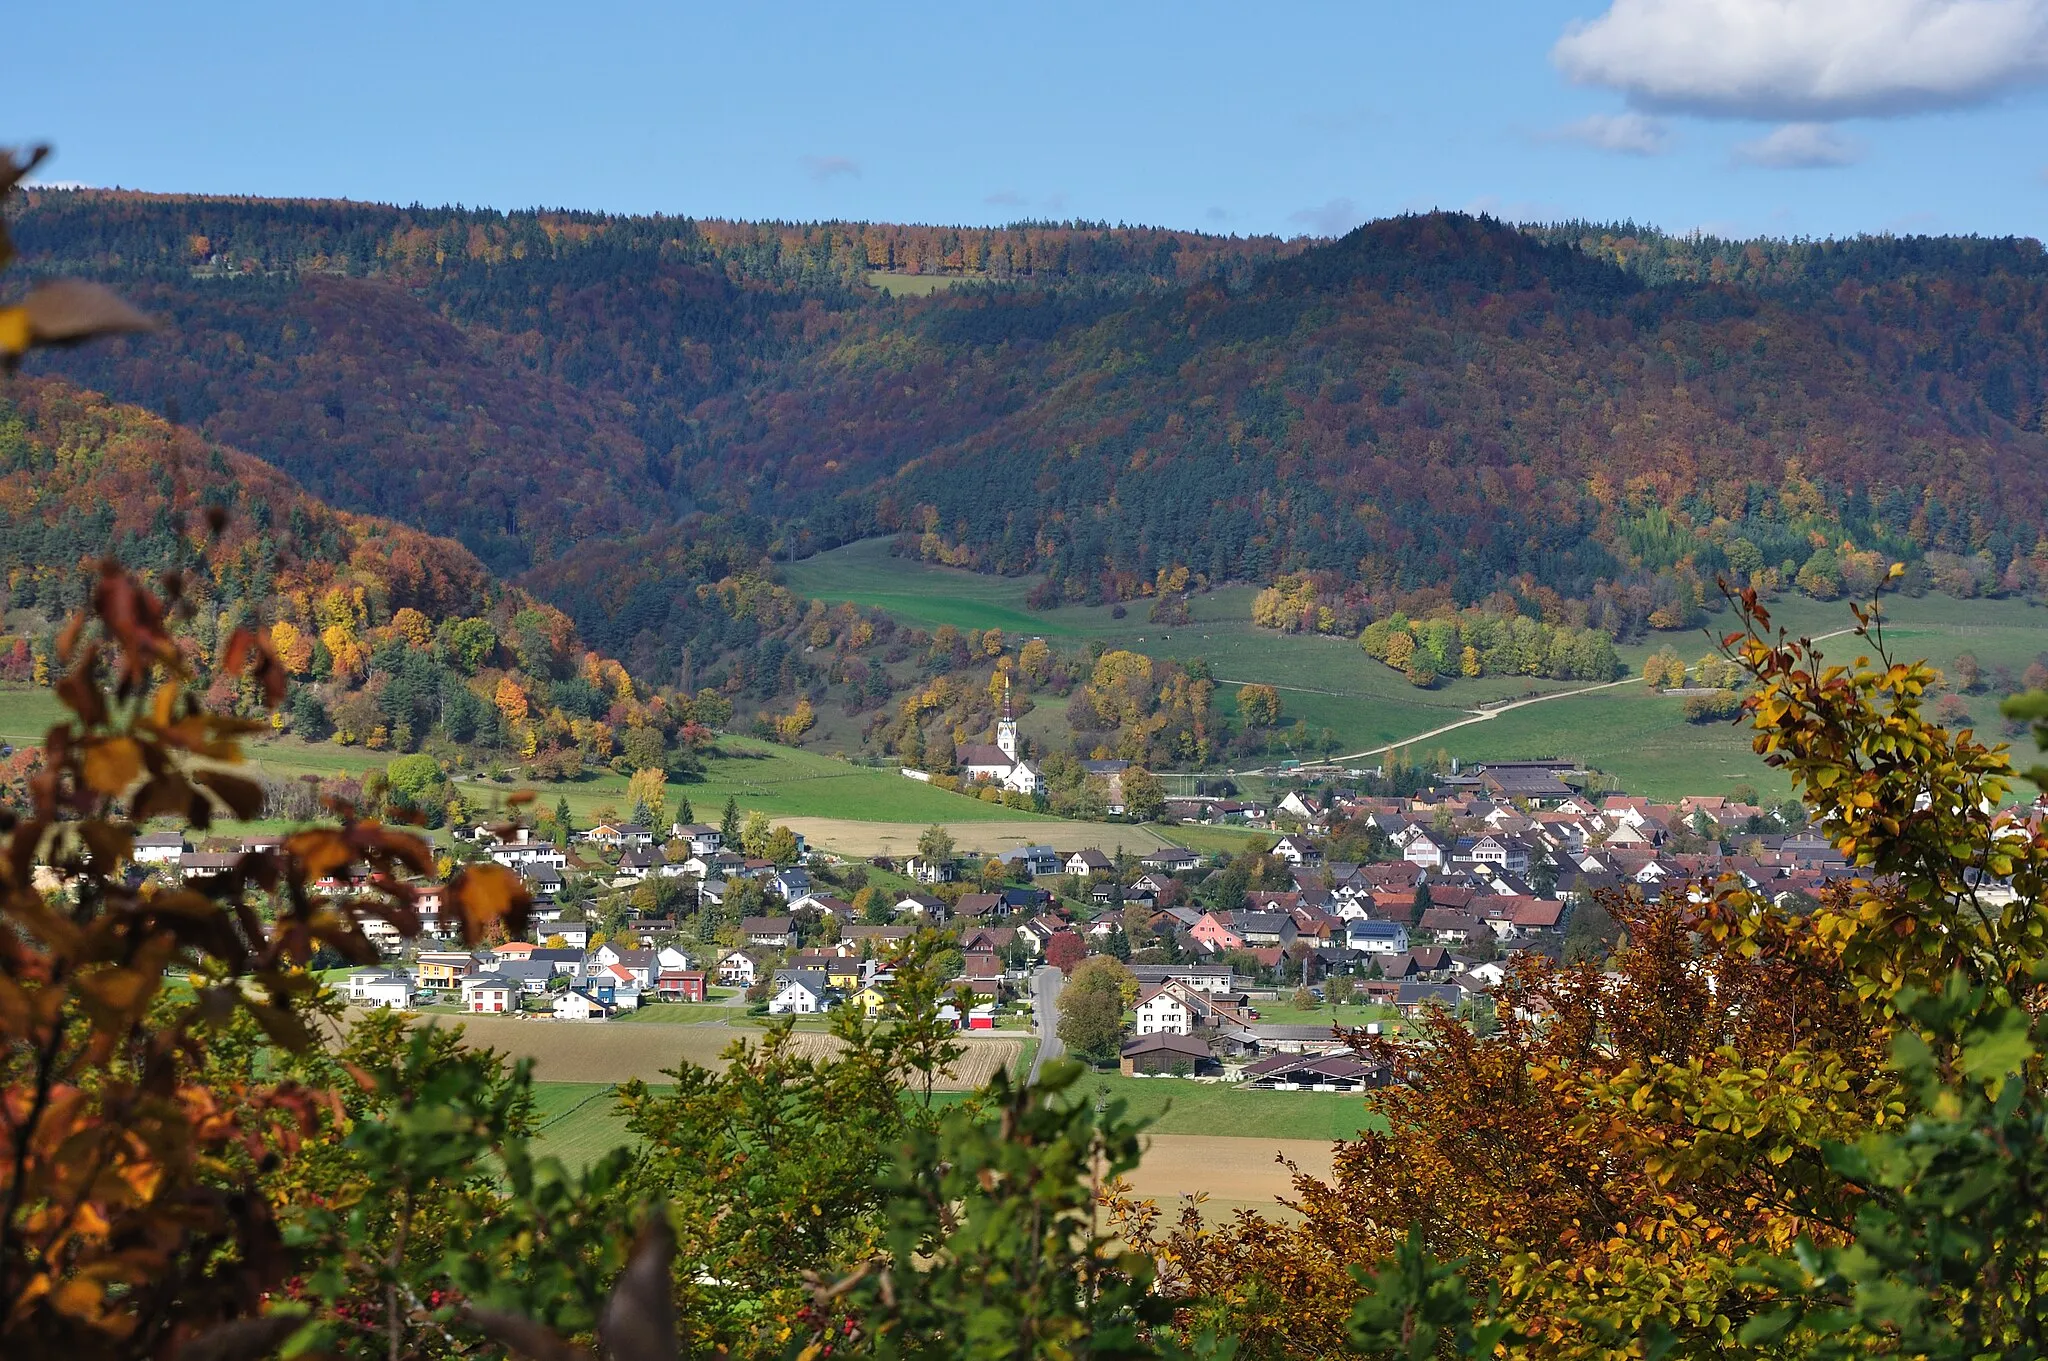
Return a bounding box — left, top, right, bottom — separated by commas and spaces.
957, 681, 1041, 796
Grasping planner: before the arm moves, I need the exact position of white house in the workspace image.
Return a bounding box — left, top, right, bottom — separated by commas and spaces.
134, 831, 189, 865
717, 949, 761, 987
461, 976, 517, 1014
1133, 982, 1197, 1037
488, 828, 568, 872
1064, 849, 1113, 878
552, 989, 616, 1021
345, 971, 415, 1009
767, 971, 831, 1016
672, 823, 724, 855
1347, 920, 1411, 955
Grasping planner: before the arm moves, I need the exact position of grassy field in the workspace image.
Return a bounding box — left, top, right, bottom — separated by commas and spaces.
1405, 593, 2048, 800
527, 1074, 1371, 1192
864, 271, 971, 297
785, 540, 2047, 798
1078, 1074, 1385, 1141
784, 540, 1586, 753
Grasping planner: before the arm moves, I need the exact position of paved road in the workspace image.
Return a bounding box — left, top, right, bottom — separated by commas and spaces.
1028, 965, 1064, 1082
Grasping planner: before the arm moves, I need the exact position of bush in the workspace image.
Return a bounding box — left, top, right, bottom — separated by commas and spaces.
1681, 690, 1742, 723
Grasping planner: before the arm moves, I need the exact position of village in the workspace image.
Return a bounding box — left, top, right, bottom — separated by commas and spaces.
126, 754, 1917, 1092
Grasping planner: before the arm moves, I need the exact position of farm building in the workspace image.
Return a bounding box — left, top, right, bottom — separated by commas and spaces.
1120, 1032, 1221, 1076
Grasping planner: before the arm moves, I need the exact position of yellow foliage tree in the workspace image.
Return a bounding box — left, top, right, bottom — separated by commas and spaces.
389, 606, 432, 648
494, 675, 530, 726
271, 619, 314, 675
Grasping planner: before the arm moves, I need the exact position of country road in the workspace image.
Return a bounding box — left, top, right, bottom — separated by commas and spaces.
1214, 626, 1860, 779
1028, 965, 1064, 1082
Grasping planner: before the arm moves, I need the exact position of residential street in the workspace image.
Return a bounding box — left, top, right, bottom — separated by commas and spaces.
1029, 965, 1064, 1082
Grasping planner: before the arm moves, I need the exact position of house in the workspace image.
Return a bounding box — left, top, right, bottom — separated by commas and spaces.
1128, 964, 1238, 995
1400, 831, 1451, 871
1134, 982, 1198, 1036
491, 959, 565, 995
487, 827, 568, 872
415, 951, 480, 990
1270, 835, 1322, 867
1242, 1052, 1391, 1091
673, 823, 724, 855
1120, 1031, 1221, 1077
521, 863, 566, 900
1346, 920, 1411, 955
768, 970, 832, 1015
585, 822, 655, 851
1064, 849, 1114, 878
588, 945, 660, 987
788, 893, 853, 919
999, 845, 1063, 877
460, 976, 518, 1014
1138, 846, 1201, 874
1395, 982, 1468, 1017
552, 988, 617, 1021
134, 831, 189, 865
895, 892, 949, 922
907, 857, 958, 884
1276, 791, 1325, 825
656, 969, 709, 1002
179, 851, 241, 881
1417, 909, 1488, 944
1476, 762, 1577, 801
951, 892, 1004, 923
741, 915, 797, 948
768, 867, 812, 901
717, 949, 763, 987
344, 971, 415, 1009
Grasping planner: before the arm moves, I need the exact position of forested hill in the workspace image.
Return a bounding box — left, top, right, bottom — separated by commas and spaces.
0, 378, 708, 786
13, 191, 2048, 669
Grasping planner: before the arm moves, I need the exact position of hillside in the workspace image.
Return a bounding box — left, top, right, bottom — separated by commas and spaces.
0, 377, 711, 815
14, 194, 2048, 679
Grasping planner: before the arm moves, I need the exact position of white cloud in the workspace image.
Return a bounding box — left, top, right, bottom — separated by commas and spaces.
983, 189, 1025, 207
1733, 121, 1862, 167
801, 155, 861, 183
1549, 110, 1673, 154
1554, 0, 2048, 119
1287, 197, 1366, 236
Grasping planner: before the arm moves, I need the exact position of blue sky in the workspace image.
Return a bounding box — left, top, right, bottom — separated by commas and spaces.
10, 0, 2048, 241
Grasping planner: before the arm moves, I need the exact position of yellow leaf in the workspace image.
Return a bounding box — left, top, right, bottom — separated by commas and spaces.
0, 306, 30, 358
81, 737, 143, 795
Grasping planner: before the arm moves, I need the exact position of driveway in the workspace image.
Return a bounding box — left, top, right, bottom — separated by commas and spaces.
1028, 965, 1064, 1082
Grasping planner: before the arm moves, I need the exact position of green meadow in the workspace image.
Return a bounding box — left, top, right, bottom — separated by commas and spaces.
782, 540, 2048, 798
527, 1074, 1380, 1169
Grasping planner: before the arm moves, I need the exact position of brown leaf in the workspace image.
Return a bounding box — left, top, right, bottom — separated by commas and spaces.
195, 768, 265, 820
18, 278, 154, 347
445, 863, 534, 945
599, 1212, 678, 1361
81, 737, 144, 795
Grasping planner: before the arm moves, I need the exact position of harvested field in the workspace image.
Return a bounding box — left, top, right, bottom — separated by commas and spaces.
781, 816, 1182, 859
1123, 1134, 1335, 1209
389, 1013, 1021, 1091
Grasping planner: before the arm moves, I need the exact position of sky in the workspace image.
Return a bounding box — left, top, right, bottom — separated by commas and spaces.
9, 0, 2048, 242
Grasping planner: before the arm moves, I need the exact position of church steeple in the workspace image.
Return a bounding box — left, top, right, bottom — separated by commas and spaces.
997, 673, 1019, 760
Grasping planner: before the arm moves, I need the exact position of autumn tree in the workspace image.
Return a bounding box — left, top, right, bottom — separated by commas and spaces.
1236, 682, 1281, 728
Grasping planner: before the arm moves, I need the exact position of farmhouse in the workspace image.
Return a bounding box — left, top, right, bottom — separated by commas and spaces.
134, 831, 189, 865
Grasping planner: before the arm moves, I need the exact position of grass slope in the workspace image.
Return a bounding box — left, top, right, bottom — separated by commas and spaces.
785, 542, 2048, 798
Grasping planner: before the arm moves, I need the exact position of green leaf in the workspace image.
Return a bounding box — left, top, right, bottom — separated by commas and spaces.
1960, 1007, 2033, 1082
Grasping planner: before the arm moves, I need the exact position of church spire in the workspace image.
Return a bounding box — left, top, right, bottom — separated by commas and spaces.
997, 672, 1019, 760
